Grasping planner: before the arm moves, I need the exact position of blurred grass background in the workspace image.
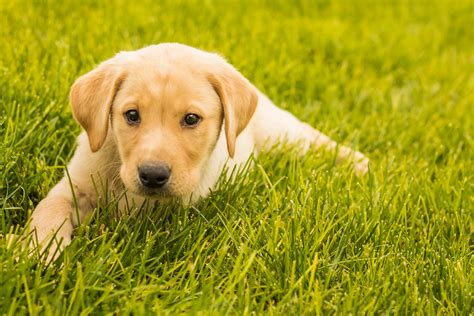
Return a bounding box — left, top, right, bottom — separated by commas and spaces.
0, 0, 472, 314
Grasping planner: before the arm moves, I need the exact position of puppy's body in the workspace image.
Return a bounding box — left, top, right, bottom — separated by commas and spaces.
28, 43, 368, 260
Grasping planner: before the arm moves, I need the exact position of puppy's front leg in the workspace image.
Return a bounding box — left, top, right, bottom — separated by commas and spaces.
29, 177, 95, 262
252, 94, 369, 175
30, 181, 75, 261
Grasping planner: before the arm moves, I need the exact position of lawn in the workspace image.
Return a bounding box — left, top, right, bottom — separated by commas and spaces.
0, 0, 472, 314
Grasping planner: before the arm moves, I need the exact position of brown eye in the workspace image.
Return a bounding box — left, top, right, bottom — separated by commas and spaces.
182, 113, 201, 127
125, 110, 140, 125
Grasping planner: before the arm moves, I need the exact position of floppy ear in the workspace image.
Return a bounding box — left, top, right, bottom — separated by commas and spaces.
70, 64, 126, 152
208, 63, 258, 158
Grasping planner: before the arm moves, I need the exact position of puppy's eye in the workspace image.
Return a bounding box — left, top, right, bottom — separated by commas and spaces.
182, 113, 201, 127
125, 110, 140, 125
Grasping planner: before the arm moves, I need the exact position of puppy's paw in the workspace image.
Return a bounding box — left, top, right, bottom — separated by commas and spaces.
353, 152, 370, 176
4, 230, 70, 263
31, 229, 71, 263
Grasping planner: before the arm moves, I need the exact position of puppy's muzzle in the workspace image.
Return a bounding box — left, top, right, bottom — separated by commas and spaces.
138, 164, 171, 189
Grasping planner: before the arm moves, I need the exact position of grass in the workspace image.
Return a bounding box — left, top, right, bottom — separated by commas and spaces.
1, 0, 472, 314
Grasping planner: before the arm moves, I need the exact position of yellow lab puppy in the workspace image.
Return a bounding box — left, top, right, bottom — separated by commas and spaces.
28, 43, 368, 261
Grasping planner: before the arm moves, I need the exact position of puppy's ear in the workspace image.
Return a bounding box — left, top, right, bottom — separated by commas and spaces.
209, 63, 258, 158
70, 64, 126, 152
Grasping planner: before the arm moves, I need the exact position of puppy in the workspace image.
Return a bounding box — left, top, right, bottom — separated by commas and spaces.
27, 43, 368, 261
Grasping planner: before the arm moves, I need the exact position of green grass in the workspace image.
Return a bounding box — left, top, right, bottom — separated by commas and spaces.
1, 0, 472, 314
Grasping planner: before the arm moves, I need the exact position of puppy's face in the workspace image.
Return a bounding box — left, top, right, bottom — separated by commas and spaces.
112, 66, 222, 199
70, 44, 258, 201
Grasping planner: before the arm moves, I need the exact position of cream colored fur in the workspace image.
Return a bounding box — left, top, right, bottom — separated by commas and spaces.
27, 43, 369, 261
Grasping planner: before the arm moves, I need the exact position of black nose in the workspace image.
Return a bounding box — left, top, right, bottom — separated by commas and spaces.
138, 164, 171, 188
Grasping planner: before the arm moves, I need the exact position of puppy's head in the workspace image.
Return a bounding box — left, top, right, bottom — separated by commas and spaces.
70, 44, 258, 200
